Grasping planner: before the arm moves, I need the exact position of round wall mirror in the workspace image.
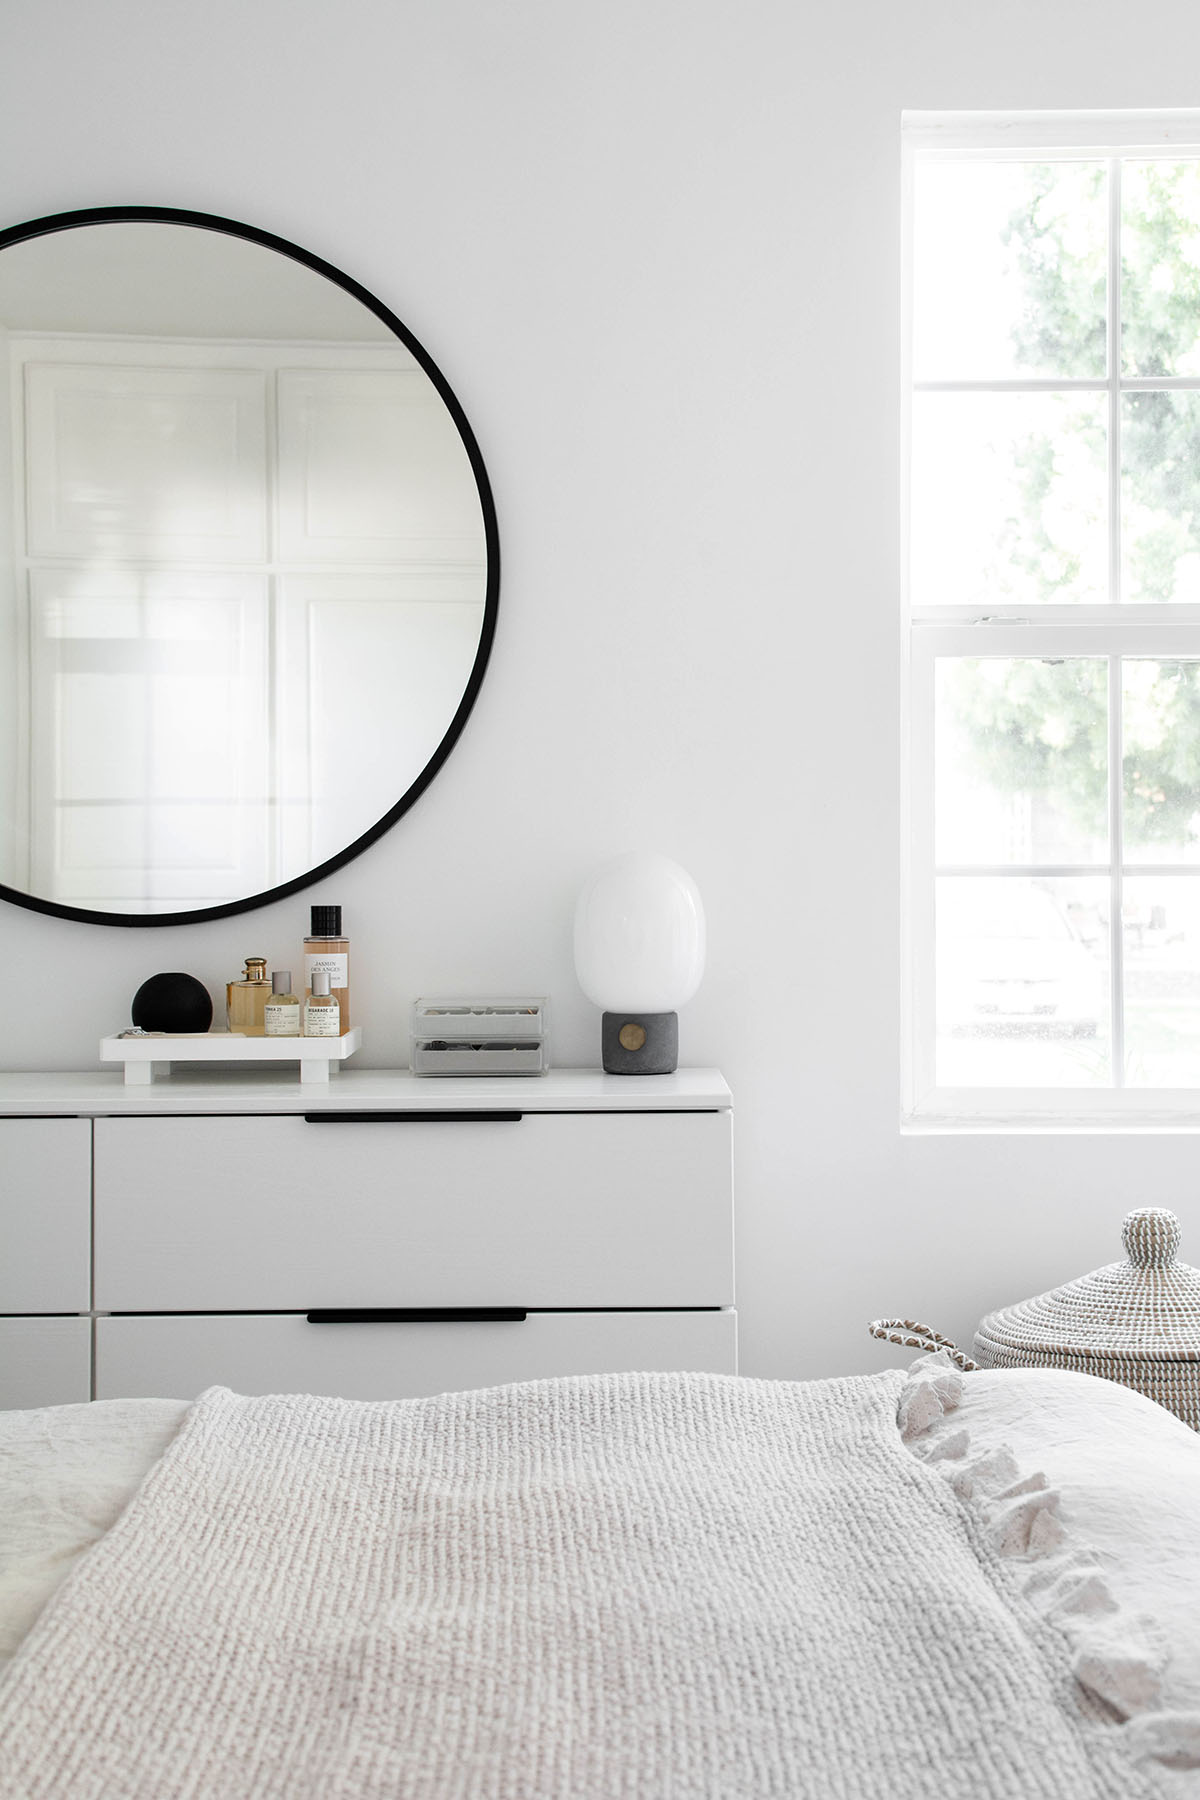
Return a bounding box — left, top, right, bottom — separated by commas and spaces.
0, 206, 498, 926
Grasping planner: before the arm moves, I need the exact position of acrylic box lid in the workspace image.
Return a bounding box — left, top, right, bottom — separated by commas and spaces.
411, 1000, 545, 1043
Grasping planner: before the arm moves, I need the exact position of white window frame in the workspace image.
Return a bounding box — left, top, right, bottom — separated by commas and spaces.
903, 110, 1200, 1127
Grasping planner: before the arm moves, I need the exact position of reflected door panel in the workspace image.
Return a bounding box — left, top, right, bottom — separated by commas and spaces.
275, 575, 485, 876
28, 571, 269, 909
25, 362, 268, 562
276, 369, 485, 564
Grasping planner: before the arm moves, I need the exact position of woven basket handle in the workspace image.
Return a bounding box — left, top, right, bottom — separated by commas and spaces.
868, 1318, 979, 1373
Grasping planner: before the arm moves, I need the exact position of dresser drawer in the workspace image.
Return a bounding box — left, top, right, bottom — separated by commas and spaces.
0, 1118, 91, 1314
94, 1111, 732, 1311
94, 1308, 738, 1401
0, 1316, 91, 1407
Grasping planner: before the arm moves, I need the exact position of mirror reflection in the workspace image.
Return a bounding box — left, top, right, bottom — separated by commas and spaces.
0, 215, 493, 920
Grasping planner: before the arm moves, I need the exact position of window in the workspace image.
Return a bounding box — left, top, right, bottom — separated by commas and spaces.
904, 112, 1200, 1121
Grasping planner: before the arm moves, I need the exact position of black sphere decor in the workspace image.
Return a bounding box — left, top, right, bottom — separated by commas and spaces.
131, 972, 213, 1034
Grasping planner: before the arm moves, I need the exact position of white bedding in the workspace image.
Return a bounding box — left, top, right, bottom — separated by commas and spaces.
0, 1364, 1198, 1796
0, 1397, 186, 1672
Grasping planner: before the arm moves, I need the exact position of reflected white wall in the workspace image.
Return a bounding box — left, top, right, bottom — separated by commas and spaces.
0, 323, 15, 887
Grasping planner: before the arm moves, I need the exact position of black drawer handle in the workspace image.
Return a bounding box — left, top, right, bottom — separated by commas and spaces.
305, 1308, 527, 1324
303, 1111, 523, 1124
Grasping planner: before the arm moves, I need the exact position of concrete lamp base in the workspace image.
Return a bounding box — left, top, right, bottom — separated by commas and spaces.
601, 1011, 678, 1075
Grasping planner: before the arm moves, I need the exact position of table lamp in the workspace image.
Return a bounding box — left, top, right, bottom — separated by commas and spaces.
573, 853, 706, 1074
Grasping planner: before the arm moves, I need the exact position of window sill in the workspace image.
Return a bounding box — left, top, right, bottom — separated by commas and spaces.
904, 1096, 1200, 1134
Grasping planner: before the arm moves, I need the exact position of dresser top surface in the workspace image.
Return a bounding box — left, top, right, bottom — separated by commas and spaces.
0, 1067, 731, 1118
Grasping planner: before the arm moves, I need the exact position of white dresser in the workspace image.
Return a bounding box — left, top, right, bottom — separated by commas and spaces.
0, 1068, 735, 1408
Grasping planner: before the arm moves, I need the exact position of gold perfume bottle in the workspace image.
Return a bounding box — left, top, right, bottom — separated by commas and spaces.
227, 957, 270, 1035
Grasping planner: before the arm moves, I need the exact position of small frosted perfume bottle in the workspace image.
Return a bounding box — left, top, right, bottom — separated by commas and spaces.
227, 957, 270, 1035
264, 971, 301, 1037
303, 904, 350, 1034
303, 969, 341, 1038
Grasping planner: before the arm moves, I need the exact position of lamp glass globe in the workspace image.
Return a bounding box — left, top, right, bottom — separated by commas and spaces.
573, 853, 706, 1012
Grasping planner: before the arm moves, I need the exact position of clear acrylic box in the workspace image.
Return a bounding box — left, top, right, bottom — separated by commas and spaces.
411, 998, 548, 1077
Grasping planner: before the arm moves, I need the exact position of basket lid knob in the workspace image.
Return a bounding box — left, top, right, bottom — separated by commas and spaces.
1122, 1207, 1181, 1268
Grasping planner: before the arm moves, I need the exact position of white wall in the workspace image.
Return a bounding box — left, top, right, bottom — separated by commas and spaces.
2, 0, 1200, 1382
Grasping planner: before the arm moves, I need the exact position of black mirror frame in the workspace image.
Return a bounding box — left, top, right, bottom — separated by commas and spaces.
0, 204, 499, 928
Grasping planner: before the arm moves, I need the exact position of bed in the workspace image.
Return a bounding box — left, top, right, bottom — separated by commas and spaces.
0, 1356, 1198, 1798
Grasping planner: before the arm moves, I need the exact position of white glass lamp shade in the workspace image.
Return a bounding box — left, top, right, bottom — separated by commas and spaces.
573, 854, 706, 1012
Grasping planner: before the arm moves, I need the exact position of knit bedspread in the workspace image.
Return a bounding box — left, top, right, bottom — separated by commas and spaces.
0, 1369, 1172, 1799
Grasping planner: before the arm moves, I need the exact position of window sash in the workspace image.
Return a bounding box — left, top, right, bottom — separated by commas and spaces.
903, 110, 1200, 154
909, 631, 1200, 1120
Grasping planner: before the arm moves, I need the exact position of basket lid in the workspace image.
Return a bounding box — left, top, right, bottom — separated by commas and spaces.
977, 1208, 1200, 1363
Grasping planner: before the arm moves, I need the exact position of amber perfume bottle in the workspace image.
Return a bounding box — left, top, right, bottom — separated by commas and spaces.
303, 905, 349, 1034
227, 957, 271, 1035
264, 970, 301, 1037
303, 969, 341, 1037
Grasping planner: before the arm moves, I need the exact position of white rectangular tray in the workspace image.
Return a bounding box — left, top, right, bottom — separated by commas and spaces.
100, 1027, 362, 1086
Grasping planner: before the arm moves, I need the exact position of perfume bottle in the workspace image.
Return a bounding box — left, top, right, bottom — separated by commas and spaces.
303, 905, 350, 1034
227, 957, 270, 1035
264, 970, 301, 1037
303, 969, 341, 1037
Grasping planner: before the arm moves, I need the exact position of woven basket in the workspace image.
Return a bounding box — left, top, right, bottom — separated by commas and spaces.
870, 1207, 1200, 1431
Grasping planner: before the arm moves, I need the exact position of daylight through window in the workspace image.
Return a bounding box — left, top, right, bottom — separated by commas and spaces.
906, 113, 1200, 1118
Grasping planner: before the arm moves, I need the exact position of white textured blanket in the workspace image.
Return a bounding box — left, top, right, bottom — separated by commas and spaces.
0, 1370, 1173, 1799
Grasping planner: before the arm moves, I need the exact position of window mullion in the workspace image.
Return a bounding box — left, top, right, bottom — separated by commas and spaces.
913, 622, 1200, 657
1107, 162, 1126, 1091
906, 636, 937, 1110
1109, 653, 1126, 1088
935, 863, 1112, 878
913, 378, 1111, 393
1108, 157, 1122, 608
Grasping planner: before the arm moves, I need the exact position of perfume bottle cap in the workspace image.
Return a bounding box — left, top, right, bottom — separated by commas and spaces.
310, 904, 341, 937
245, 957, 267, 977
310, 971, 332, 996
272, 971, 292, 995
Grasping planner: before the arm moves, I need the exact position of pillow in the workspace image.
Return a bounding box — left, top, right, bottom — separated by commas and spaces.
903, 1356, 1200, 1768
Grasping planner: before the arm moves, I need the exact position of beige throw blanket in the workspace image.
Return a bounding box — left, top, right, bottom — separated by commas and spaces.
0, 1371, 1169, 1799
